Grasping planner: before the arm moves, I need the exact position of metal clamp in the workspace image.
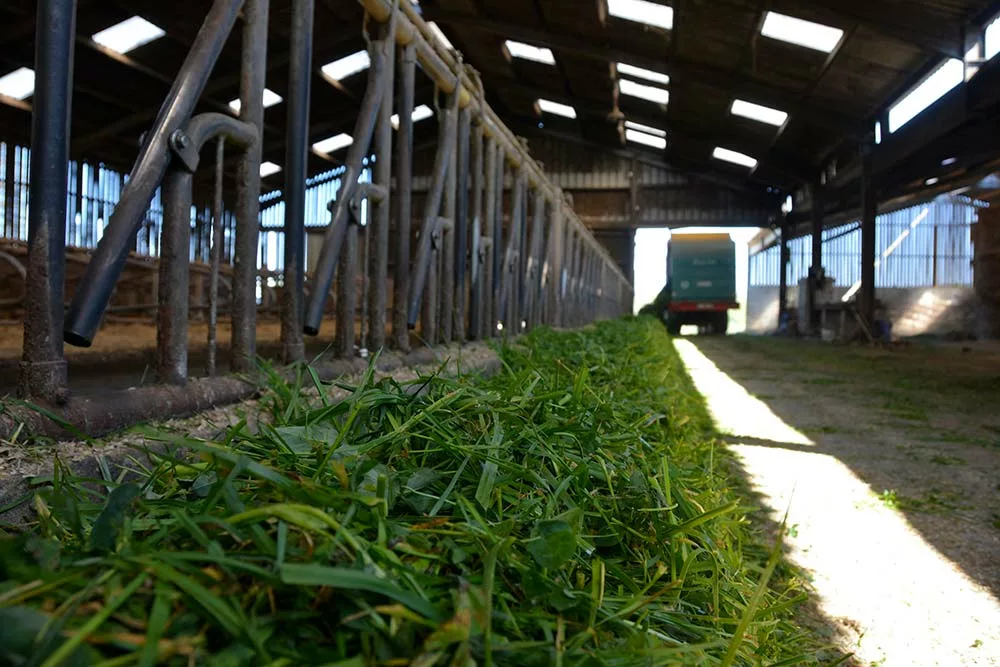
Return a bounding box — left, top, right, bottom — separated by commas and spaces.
168, 113, 258, 173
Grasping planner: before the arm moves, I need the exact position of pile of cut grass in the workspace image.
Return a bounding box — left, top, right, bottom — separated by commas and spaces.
0, 318, 823, 665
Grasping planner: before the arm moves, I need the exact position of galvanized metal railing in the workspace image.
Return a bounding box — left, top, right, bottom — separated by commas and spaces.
5, 0, 633, 438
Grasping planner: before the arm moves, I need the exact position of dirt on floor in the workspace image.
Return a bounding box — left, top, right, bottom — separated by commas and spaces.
682, 335, 1000, 667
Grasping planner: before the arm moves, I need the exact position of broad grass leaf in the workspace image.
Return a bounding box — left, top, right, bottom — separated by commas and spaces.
526, 519, 576, 570
279, 563, 441, 620
89, 483, 141, 552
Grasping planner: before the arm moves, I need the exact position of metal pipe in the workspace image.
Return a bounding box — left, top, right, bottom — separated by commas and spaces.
369, 35, 394, 355
421, 223, 439, 344
808, 180, 825, 334
778, 221, 789, 330
18, 0, 76, 404
64, 0, 244, 347
3, 146, 14, 239
860, 142, 877, 325
337, 219, 359, 357
481, 139, 497, 337
551, 202, 565, 327
513, 176, 527, 332
524, 189, 545, 328
359, 0, 629, 292
231, 0, 270, 372
207, 138, 224, 376
173, 113, 257, 165
498, 172, 524, 327
305, 39, 388, 336
280, 0, 314, 363
440, 96, 459, 343
453, 105, 471, 341
468, 120, 485, 340
393, 43, 416, 351
156, 168, 193, 385
538, 199, 557, 326
0, 345, 499, 442
491, 145, 505, 334
406, 105, 457, 328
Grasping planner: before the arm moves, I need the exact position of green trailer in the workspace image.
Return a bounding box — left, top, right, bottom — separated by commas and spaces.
661, 234, 739, 335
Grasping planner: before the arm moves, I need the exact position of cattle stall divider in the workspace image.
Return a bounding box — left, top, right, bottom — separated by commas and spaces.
7, 0, 633, 440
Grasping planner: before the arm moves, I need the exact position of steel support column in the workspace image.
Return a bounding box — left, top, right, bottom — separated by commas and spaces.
157, 168, 193, 385
369, 32, 394, 353
3, 145, 14, 239
280, 0, 313, 363
524, 189, 545, 329
453, 105, 471, 341
809, 181, 825, 334
407, 102, 456, 329
440, 97, 458, 343
231, 0, 269, 371
860, 142, 877, 326
482, 139, 498, 337
207, 138, 225, 375
337, 216, 359, 357
778, 221, 789, 331
392, 43, 416, 351
19, 0, 76, 404
491, 146, 505, 335
550, 202, 565, 327
468, 118, 485, 340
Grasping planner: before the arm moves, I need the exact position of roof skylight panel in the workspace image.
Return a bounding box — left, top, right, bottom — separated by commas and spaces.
625, 120, 666, 137
228, 88, 283, 113
537, 99, 577, 119
730, 99, 788, 127
92, 16, 166, 54
391, 104, 434, 129
617, 62, 670, 85
619, 78, 669, 105
713, 147, 758, 169
626, 128, 667, 149
887, 58, 963, 133
607, 0, 674, 31
760, 11, 844, 53
0, 68, 35, 101
259, 161, 282, 177
312, 133, 354, 154
321, 51, 371, 82
505, 40, 556, 65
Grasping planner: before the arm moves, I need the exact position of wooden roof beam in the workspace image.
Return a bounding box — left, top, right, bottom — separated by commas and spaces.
422, 9, 865, 138
788, 0, 967, 59
489, 80, 816, 182
502, 117, 785, 201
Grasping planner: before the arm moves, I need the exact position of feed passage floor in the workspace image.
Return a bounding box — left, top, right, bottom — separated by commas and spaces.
676, 336, 1000, 667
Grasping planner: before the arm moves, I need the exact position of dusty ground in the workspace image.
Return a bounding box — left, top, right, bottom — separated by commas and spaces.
678, 335, 1000, 667
0, 319, 429, 395
0, 319, 340, 359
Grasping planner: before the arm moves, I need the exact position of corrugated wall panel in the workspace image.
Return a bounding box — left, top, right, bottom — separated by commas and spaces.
749, 197, 982, 288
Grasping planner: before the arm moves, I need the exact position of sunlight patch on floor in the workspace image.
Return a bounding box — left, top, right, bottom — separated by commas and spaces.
673, 339, 813, 446
674, 339, 1000, 667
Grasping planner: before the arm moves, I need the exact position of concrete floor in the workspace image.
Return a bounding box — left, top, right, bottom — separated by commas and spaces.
678, 335, 1000, 667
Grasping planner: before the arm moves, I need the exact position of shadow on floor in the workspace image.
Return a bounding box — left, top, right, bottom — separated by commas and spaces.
676, 335, 1000, 664
688, 335, 1000, 599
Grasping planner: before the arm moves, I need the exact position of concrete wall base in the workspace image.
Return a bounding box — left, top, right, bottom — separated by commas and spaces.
747, 285, 981, 338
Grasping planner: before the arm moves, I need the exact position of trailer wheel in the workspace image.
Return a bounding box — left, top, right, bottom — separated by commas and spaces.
712, 312, 728, 335
666, 316, 682, 336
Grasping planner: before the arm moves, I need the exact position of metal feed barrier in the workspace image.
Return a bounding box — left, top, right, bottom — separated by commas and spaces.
6, 0, 632, 438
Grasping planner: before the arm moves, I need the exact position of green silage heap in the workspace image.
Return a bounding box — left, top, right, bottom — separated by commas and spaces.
0, 318, 829, 666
